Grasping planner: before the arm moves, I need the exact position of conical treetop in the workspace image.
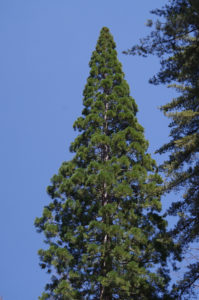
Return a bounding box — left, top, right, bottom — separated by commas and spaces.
35, 27, 172, 300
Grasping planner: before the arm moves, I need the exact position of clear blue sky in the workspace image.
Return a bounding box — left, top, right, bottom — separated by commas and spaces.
0, 1, 176, 299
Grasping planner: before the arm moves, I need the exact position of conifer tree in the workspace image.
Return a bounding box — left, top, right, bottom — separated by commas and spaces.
125, 1, 199, 297
35, 27, 172, 300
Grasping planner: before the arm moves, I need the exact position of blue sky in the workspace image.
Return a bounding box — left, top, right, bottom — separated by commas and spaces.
0, 0, 177, 299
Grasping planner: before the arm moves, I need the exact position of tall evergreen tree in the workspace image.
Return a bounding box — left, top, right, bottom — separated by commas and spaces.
125, 1, 199, 298
35, 27, 172, 300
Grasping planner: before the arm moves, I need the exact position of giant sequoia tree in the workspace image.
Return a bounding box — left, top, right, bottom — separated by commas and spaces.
125, 0, 199, 298
35, 27, 172, 300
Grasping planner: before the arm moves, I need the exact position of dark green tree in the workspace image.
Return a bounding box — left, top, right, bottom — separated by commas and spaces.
35, 27, 172, 300
125, 1, 199, 298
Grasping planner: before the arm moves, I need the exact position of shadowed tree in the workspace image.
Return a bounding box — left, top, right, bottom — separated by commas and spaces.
125, 1, 199, 298
35, 27, 173, 300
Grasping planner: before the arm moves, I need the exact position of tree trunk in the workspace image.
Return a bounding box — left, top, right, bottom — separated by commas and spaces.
99, 100, 112, 300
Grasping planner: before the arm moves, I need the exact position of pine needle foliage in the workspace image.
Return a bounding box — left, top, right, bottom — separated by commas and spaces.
125, 1, 199, 298
35, 27, 172, 300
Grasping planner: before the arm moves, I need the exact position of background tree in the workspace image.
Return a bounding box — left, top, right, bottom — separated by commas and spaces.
125, 1, 199, 298
35, 27, 173, 300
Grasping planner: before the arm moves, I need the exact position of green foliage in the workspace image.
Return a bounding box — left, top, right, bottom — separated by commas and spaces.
35, 27, 172, 299
125, 1, 199, 298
